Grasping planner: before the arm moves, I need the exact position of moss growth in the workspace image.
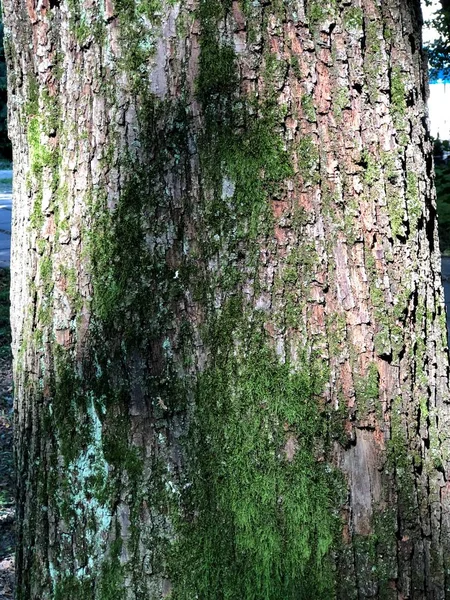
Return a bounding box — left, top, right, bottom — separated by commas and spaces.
387, 197, 405, 237
333, 87, 350, 121
406, 171, 421, 231
67, 0, 105, 45
58, 264, 82, 313
43, 353, 131, 597
306, 0, 337, 28
390, 67, 407, 119
112, 0, 178, 90
196, 0, 237, 108
54, 577, 93, 600
52, 536, 125, 600
20, 0, 355, 596
343, 7, 363, 32
171, 305, 343, 599
155, 2, 348, 596
26, 82, 61, 239
301, 92, 317, 122
390, 67, 408, 146
97, 538, 126, 600
365, 249, 396, 358
352, 511, 398, 600
27, 117, 53, 176
364, 21, 382, 103
361, 150, 379, 186
274, 244, 319, 329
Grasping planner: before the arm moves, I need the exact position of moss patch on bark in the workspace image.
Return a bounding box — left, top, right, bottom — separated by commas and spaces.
170, 302, 344, 599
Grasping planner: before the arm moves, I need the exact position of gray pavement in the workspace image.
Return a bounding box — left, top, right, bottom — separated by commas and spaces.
0, 170, 11, 269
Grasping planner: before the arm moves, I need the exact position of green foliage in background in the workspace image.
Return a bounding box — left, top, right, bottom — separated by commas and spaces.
434, 141, 450, 253
424, 0, 450, 80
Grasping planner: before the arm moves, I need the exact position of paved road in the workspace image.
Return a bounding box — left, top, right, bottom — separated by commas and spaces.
0, 170, 12, 269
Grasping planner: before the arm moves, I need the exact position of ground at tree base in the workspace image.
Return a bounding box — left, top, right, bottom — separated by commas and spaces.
0, 268, 14, 600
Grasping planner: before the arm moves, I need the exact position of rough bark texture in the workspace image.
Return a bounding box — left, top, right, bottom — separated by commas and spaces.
3, 0, 450, 598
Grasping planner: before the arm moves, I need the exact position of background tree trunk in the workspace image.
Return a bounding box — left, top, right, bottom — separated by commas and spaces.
3, 0, 450, 598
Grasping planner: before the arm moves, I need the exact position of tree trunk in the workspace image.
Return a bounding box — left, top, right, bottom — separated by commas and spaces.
3, 0, 450, 598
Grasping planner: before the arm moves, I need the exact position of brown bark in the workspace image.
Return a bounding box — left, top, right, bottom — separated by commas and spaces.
3, 0, 450, 598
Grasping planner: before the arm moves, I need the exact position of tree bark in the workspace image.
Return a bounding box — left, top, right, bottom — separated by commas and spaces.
3, 0, 450, 598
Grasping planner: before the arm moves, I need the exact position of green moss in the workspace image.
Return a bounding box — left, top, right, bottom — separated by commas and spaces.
327, 312, 346, 359
274, 244, 319, 329
30, 194, 45, 230
54, 577, 93, 600
26, 84, 61, 244
191, 0, 293, 269
301, 93, 316, 122
98, 538, 126, 600
51, 538, 125, 600
390, 67, 406, 119
333, 87, 350, 121
364, 21, 382, 103
306, 0, 337, 27
67, 0, 105, 45
21, 0, 359, 596
25, 76, 39, 117
111, 0, 178, 91
171, 307, 343, 599
388, 199, 405, 237
147, 3, 350, 595
28, 117, 53, 176
343, 7, 363, 31
361, 150, 379, 186
196, 1, 237, 108
390, 67, 408, 146
365, 249, 396, 358
352, 509, 398, 600
200, 99, 293, 247
406, 171, 421, 230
